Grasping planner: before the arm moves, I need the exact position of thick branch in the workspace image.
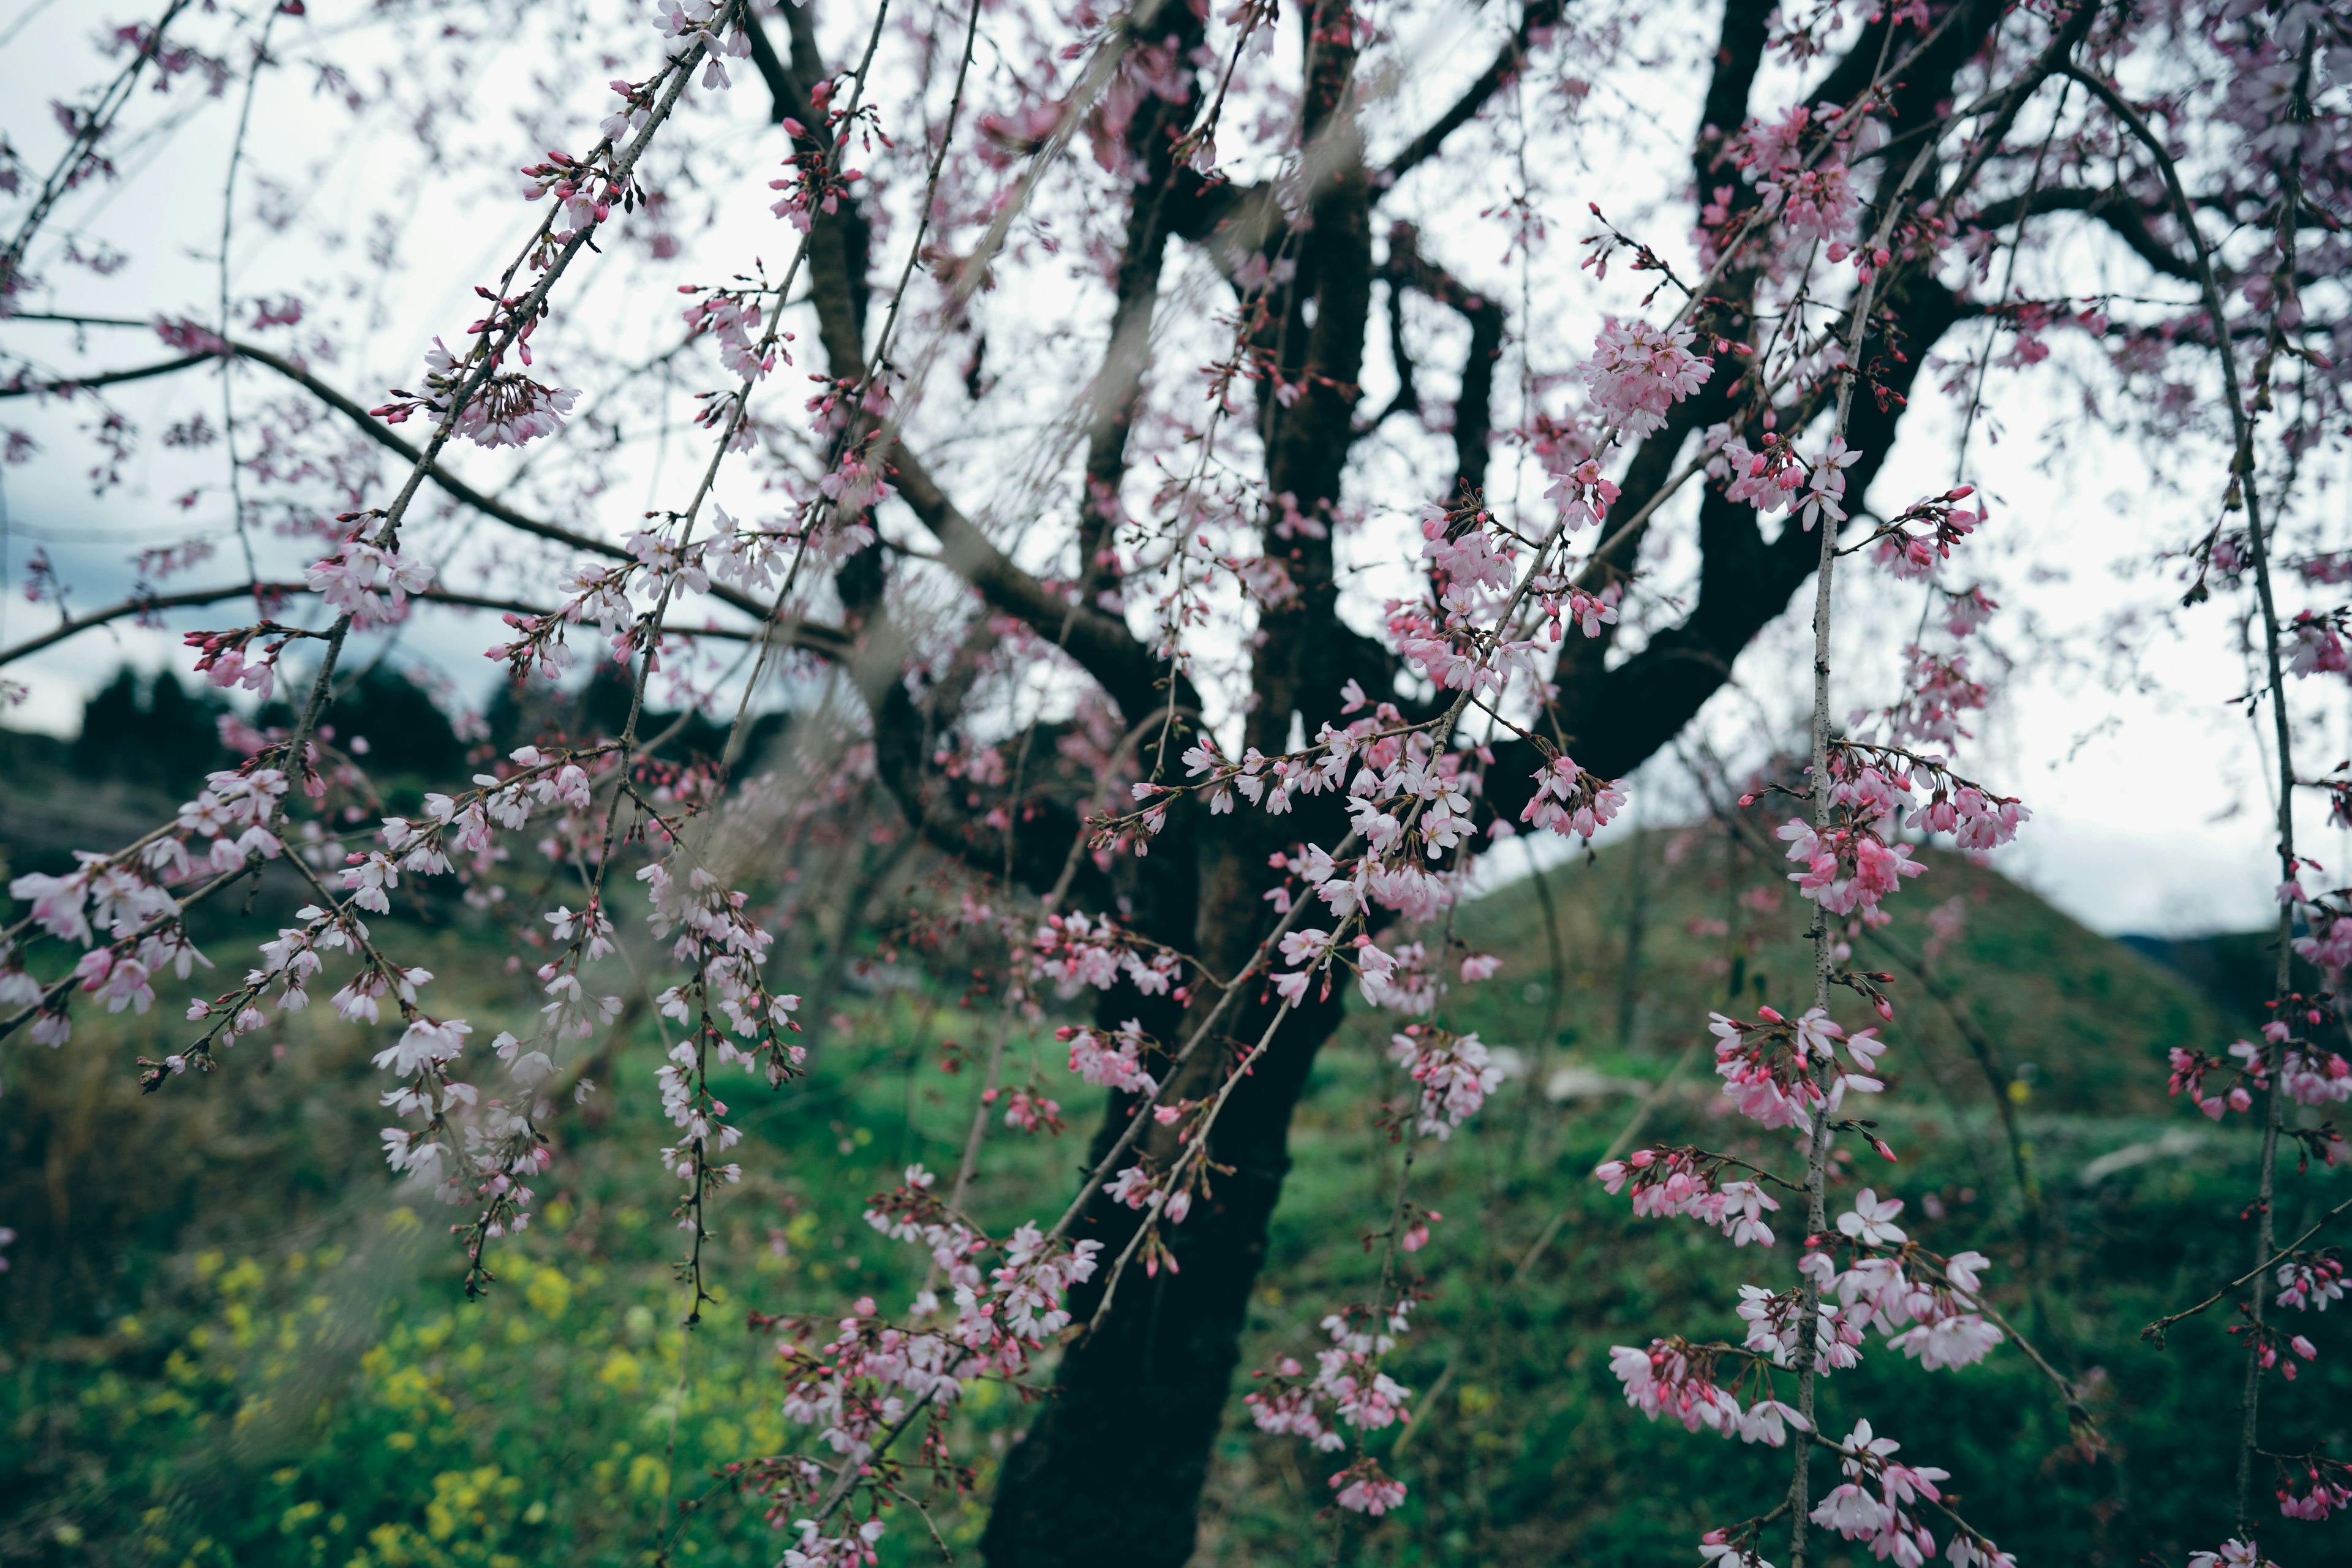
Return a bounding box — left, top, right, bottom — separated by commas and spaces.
1246, 12, 1391, 756
1695, 0, 1775, 193
888, 443, 1167, 722
831, 550, 1114, 908
1518, 0, 2016, 788
1967, 183, 2196, 281
1807, 0, 2003, 126
1380, 221, 1505, 497
742, 0, 872, 370
1381, 0, 1565, 188
1488, 270, 1966, 826
1074, 0, 1208, 606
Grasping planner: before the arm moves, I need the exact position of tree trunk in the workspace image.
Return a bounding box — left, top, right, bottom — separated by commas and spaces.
981, 979, 1349, 1566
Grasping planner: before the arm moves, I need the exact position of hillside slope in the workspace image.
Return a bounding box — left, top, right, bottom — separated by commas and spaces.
3, 823, 2342, 1568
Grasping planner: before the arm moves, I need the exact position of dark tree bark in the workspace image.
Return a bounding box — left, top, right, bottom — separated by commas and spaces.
981, 979, 1352, 1564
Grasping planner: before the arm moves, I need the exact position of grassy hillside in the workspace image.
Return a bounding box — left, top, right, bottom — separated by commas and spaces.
3, 823, 2346, 1568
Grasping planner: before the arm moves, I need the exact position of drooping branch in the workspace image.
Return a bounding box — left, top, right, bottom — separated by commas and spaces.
0, 352, 213, 398
0, 0, 195, 299
0, 325, 819, 632
0, 579, 849, 669
2066, 50, 2305, 1533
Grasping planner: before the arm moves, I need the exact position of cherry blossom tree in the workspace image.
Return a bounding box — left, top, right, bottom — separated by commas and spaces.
2, 0, 2348, 1563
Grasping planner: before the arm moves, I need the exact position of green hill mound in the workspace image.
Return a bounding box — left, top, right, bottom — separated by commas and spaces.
1439, 830, 2244, 1117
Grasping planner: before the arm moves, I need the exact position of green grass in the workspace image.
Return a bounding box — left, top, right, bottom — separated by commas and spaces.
5, 831, 2350, 1567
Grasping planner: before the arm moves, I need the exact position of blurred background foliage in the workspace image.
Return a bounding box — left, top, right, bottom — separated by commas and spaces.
3, 668, 2349, 1567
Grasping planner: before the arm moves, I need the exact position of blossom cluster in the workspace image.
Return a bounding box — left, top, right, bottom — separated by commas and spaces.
1386, 1025, 1501, 1139
1531, 419, 1621, 532
371, 320, 582, 450
1520, 752, 1628, 840
184, 620, 304, 703
1593, 1146, 1782, 1246
6, 764, 298, 1047
769, 75, 880, 232
1245, 1302, 1417, 1513
2277, 1453, 2352, 1521
1814, 1221, 2005, 1374
1394, 498, 1527, 698
519, 146, 631, 244
2291, 892, 2352, 974
1868, 488, 1987, 582
1355, 938, 1442, 1012
1150, 725, 1481, 925
1810, 1420, 1973, 1566
1526, 571, 1623, 644
1866, 646, 1990, 752
743, 1170, 1106, 1562
304, 529, 434, 628
1613, 1209, 2008, 1555
1607, 1337, 1807, 1446
2276, 1254, 2346, 1313
2168, 1013, 2352, 1121
1031, 911, 1184, 999
682, 285, 784, 382
654, 0, 752, 81
1705, 1201, 2007, 1385
1727, 104, 1861, 255
705, 501, 878, 589
2188, 1542, 2278, 1568
1582, 315, 1713, 439
1058, 1017, 1162, 1096
646, 856, 804, 1074
1764, 745, 2026, 928
360, 186, 606, 437
1709, 1005, 1884, 1134
1710, 429, 1860, 531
